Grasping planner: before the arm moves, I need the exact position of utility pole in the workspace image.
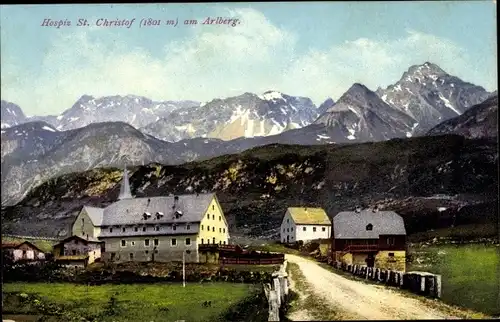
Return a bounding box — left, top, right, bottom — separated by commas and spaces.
182, 250, 186, 288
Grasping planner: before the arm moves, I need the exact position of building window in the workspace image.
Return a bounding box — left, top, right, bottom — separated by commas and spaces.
122, 227, 126, 233
366, 224, 373, 231
121, 240, 126, 247
207, 226, 210, 231
291, 227, 293, 232
389, 252, 395, 257
109, 228, 113, 233
187, 224, 191, 230
82, 231, 85, 236
155, 226, 160, 231
82, 218, 84, 225
387, 237, 395, 245
303, 227, 306, 231
143, 227, 147, 232
154, 239, 159, 246
207, 239, 210, 244
287, 228, 289, 232
219, 228, 222, 233
134, 227, 138, 232
131, 241, 136, 246
322, 227, 326, 232
145, 250, 149, 254
212, 237, 216, 244
287, 219, 289, 223
201, 238, 204, 244
313, 227, 317, 232
212, 227, 215, 232
173, 225, 177, 231
201, 225, 204, 230
145, 239, 150, 247
223, 228, 225, 233
283, 228, 285, 232
212, 214, 215, 220
219, 241, 222, 245
223, 241, 226, 245
219, 216, 221, 221
129, 253, 134, 260
212, 205, 215, 210
186, 238, 191, 246
171, 239, 177, 246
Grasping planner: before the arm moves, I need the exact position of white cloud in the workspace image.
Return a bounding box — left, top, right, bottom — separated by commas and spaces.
1, 8, 496, 116
281, 29, 486, 104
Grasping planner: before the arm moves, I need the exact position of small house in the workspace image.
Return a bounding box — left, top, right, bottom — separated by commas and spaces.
280, 207, 332, 243
52, 235, 104, 268
331, 207, 407, 271
1, 241, 46, 262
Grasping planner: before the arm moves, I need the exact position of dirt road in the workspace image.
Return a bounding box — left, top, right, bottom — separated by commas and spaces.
286, 254, 461, 320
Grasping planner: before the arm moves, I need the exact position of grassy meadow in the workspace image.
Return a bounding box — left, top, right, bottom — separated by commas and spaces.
2, 282, 264, 322
408, 243, 500, 316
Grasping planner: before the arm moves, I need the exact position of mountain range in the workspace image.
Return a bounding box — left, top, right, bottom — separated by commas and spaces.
1, 62, 497, 207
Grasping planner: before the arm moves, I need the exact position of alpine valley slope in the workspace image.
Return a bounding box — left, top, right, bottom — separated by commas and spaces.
1, 134, 497, 240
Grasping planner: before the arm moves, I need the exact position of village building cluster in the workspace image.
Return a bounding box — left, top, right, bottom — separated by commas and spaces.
2, 167, 407, 272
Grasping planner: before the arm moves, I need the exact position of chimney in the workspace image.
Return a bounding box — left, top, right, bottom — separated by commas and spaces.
173, 195, 179, 209
118, 165, 133, 200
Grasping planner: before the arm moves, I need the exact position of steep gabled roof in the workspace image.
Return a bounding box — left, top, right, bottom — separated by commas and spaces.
287, 207, 331, 225
82, 206, 104, 226
101, 193, 215, 226
1, 241, 46, 253
333, 210, 406, 239
53, 235, 103, 247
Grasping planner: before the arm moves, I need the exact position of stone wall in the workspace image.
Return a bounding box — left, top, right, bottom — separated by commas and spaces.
263, 260, 290, 321
331, 261, 441, 298
375, 250, 406, 272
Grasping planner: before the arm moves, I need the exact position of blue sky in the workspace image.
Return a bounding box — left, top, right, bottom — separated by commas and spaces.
1, 2, 497, 116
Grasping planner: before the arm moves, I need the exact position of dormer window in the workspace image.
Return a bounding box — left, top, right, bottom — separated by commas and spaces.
143, 212, 152, 220
366, 223, 373, 231
156, 212, 164, 220
109, 227, 113, 233
174, 210, 183, 219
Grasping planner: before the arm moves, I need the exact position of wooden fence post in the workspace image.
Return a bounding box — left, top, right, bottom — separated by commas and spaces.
435, 274, 442, 298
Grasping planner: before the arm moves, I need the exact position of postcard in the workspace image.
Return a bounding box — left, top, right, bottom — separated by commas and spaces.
1, 2, 498, 321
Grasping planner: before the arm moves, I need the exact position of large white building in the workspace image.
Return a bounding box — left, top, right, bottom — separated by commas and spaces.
280, 207, 332, 243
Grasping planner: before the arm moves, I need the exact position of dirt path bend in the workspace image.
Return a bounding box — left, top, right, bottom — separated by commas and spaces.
286, 254, 459, 320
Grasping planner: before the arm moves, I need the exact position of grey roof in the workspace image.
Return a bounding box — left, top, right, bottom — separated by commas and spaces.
83, 206, 104, 226
55, 235, 103, 247
333, 210, 406, 239
100, 193, 216, 226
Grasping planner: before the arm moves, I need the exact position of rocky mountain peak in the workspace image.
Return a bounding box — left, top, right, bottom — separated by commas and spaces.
1, 100, 27, 128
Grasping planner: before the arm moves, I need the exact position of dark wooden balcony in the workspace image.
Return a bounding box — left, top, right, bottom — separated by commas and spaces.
198, 244, 239, 252
343, 244, 379, 252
